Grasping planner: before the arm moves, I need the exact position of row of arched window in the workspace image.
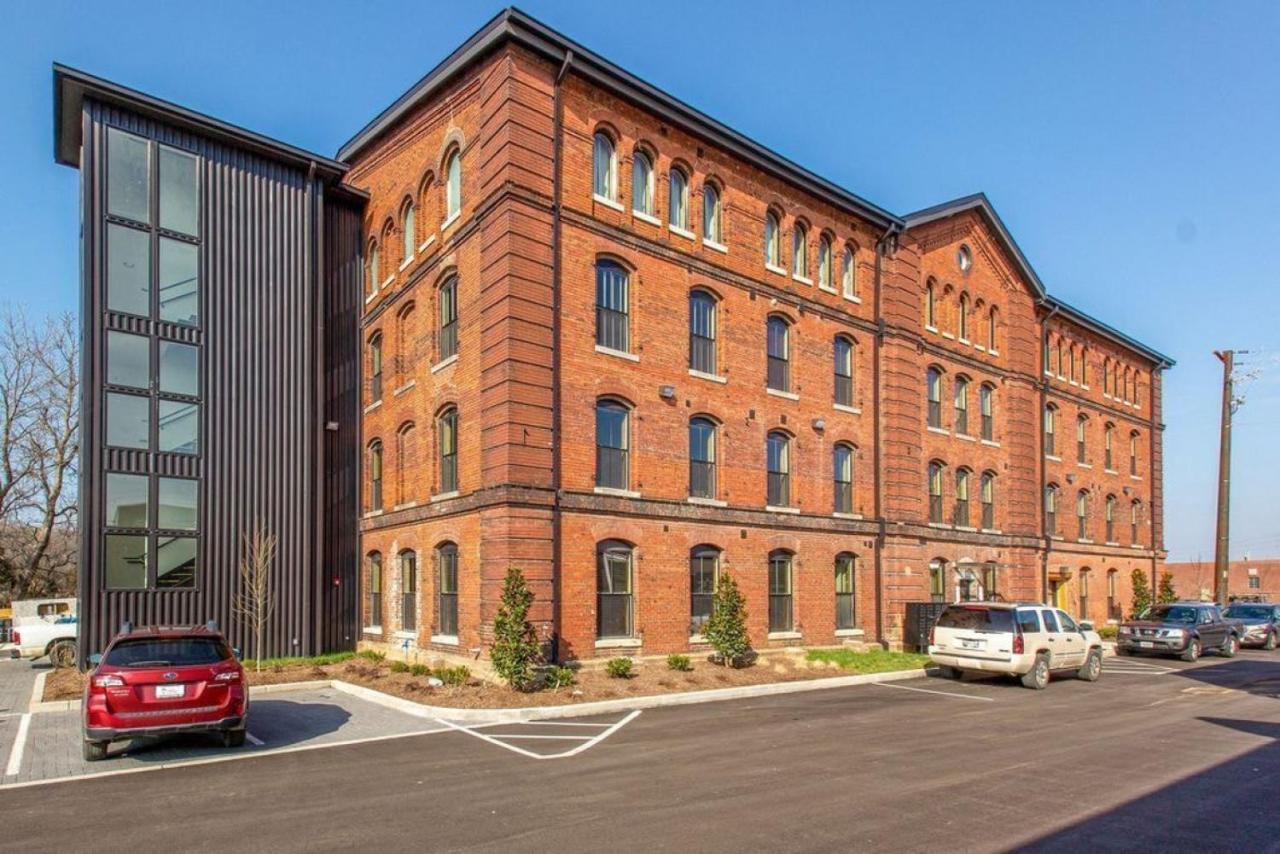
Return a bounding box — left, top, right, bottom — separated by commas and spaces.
596, 541, 861, 638
1044, 486, 1145, 546
1044, 334, 1144, 409
365, 145, 463, 297
367, 273, 458, 404
1044, 404, 1141, 475
592, 129, 862, 301
926, 463, 997, 530
364, 543, 459, 637
926, 367, 997, 440
367, 406, 458, 511
924, 278, 1000, 353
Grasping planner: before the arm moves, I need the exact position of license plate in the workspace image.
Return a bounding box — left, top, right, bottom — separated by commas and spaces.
960, 638, 984, 650
155, 684, 185, 699
1138, 641, 1153, 649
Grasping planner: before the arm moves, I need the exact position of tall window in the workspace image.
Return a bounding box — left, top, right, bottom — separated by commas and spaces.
958, 294, 969, 341
835, 553, 857, 630
925, 281, 936, 328
1045, 484, 1059, 536
689, 417, 717, 499
437, 542, 458, 637
690, 547, 718, 634
980, 384, 994, 441
1044, 404, 1057, 456
1108, 569, 1120, 620
632, 150, 654, 215
834, 337, 854, 407
597, 540, 634, 638
792, 223, 809, 278
842, 246, 856, 298
689, 289, 717, 375
1076, 490, 1090, 540
927, 368, 943, 428
669, 167, 689, 229
833, 443, 854, 514
400, 550, 417, 632
768, 551, 794, 633
367, 240, 380, 295
1131, 500, 1141, 545
982, 562, 998, 601
368, 440, 383, 511
954, 468, 971, 527
366, 552, 383, 627
702, 183, 722, 243
369, 333, 383, 402
980, 472, 995, 530
954, 377, 969, 435
445, 149, 461, 220
987, 307, 998, 351
1105, 495, 1117, 542
818, 236, 832, 289
396, 422, 414, 504
764, 211, 781, 267
1081, 347, 1089, 386
767, 431, 790, 507
437, 275, 458, 362
1104, 424, 1114, 470
928, 461, 945, 523
1079, 569, 1090, 621
767, 316, 790, 392
593, 132, 617, 199
596, 400, 630, 490
1130, 432, 1139, 476
596, 261, 630, 352
402, 201, 415, 263
437, 407, 458, 494
929, 559, 946, 602
1077, 415, 1088, 464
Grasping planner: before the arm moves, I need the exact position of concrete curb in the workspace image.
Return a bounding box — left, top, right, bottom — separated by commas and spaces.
28, 671, 50, 713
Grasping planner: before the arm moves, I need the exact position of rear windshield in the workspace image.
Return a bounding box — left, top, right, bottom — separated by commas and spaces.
103, 637, 232, 668
1224, 605, 1274, 620
936, 606, 1015, 633
1145, 605, 1199, 624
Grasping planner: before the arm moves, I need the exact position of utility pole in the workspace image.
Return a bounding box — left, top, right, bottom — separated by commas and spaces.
1212, 350, 1237, 606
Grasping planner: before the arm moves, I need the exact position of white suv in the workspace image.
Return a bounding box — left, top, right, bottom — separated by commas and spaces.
928, 602, 1104, 689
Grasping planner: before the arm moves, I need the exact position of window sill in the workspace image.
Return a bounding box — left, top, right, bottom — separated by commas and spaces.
959, 337, 970, 345
982, 528, 1003, 535
844, 293, 862, 304
833, 403, 861, 415
595, 637, 641, 650
927, 426, 949, 436
974, 344, 986, 352
595, 486, 641, 499
688, 634, 708, 644
398, 256, 413, 272
441, 210, 461, 232
765, 263, 787, 276
1077, 462, 1092, 469
381, 275, 396, 290
941, 332, 955, 340
632, 209, 661, 227
592, 193, 625, 213
833, 512, 862, 520
363, 400, 382, 414
793, 274, 813, 286
818, 283, 838, 294
989, 350, 1000, 357
1130, 544, 1145, 550
1130, 475, 1142, 481
1069, 380, 1079, 387
702, 239, 728, 254
980, 439, 1000, 448
955, 525, 978, 532
835, 628, 865, 638
926, 325, 939, 334
1046, 455, 1062, 462
365, 292, 378, 306
1078, 539, 1095, 545
431, 491, 460, 503
418, 234, 436, 253
670, 224, 695, 241
363, 510, 384, 519
689, 368, 727, 384
767, 388, 799, 401
393, 380, 416, 397
1105, 541, 1120, 547
687, 496, 727, 507
392, 501, 419, 511
431, 634, 459, 646
766, 505, 800, 514
956, 433, 976, 442
595, 345, 639, 363
927, 522, 952, 529
363, 626, 382, 635
431, 354, 459, 373
768, 631, 802, 641
1104, 469, 1119, 475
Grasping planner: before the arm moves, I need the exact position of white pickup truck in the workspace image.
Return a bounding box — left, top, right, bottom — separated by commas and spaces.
12, 615, 79, 667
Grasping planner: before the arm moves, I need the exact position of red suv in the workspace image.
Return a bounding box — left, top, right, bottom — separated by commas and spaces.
82, 624, 247, 761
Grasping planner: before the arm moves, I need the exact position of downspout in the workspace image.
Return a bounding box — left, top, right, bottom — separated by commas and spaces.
550, 49, 573, 662
1148, 365, 1162, 599
872, 220, 898, 648
1039, 301, 1060, 604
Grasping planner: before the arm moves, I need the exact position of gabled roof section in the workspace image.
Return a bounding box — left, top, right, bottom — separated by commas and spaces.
337, 7, 900, 228
904, 192, 1174, 368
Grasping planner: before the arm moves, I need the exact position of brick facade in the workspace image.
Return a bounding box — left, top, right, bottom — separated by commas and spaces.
1165, 560, 1280, 603
344, 16, 1169, 662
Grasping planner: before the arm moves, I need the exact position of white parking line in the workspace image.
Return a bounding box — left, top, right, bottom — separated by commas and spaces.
434, 710, 642, 760
4, 714, 31, 776
245, 732, 265, 746
873, 682, 995, 702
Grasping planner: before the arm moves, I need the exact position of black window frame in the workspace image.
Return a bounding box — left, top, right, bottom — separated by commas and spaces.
400, 550, 418, 633
769, 551, 794, 633
690, 546, 718, 634
596, 261, 630, 353
689, 290, 717, 375
437, 542, 459, 638
834, 336, 854, 407
833, 443, 854, 514
766, 316, 790, 392
437, 275, 458, 363
597, 540, 634, 639
437, 407, 458, 494
596, 399, 630, 491
689, 417, 716, 500
835, 553, 857, 630
767, 431, 790, 507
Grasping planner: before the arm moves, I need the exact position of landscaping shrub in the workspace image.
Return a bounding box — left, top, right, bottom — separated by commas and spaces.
1130, 569, 1152, 619
491, 566, 542, 690
436, 665, 470, 686
1097, 625, 1118, 640
1157, 571, 1177, 604
389, 660, 410, 674
544, 665, 576, 690
410, 663, 431, 677
703, 571, 751, 667
666, 654, 692, 672
605, 657, 634, 679
356, 649, 386, 663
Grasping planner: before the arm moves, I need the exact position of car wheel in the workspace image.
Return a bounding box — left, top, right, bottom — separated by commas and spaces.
48, 640, 77, 669
1020, 655, 1050, 690
1077, 649, 1102, 682
1221, 634, 1239, 658
223, 729, 246, 748
1263, 632, 1277, 652
1181, 638, 1202, 663
83, 740, 109, 762
935, 665, 960, 680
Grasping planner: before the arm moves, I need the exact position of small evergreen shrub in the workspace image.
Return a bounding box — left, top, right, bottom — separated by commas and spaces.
410, 663, 431, 677
389, 660, 410, 674
436, 665, 470, 686
1157, 571, 1178, 604
491, 567, 542, 690
356, 649, 386, 663
703, 571, 751, 667
666, 654, 692, 672
544, 665, 576, 690
605, 657, 633, 679
1130, 569, 1152, 619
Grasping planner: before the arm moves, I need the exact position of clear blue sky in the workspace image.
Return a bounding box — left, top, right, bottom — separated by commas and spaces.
2, 1, 1276, 561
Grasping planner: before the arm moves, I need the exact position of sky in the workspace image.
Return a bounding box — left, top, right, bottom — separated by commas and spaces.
1, 1, 1276, 562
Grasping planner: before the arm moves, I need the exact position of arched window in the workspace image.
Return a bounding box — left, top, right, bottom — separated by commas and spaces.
766, 315, 790, 392
925, 280, 936, 329
367, 239, 380, 296
954, 468, 971, 527
1107, 569, 1120, 619
958, 293, 969, 341
954, 376, 970, 435
842, 245, 857, 299
1057, 338, 1066, 378
689, 417, 717, 499
690, 546, 719, 633
980, 471, 995, 530
928, 461, 945, 523
1077, 415, 1089, 464
1105, 494, 1117, 543
368, 439, 383, 511
833, 443, 854, 514
402, 200, 415, 264
792, 222, 809, 278
396, 302, 415, 379
668, 166, 689, 229
1131, 500, 1142, 545
595, 260, 629, 353
396, 422, 414, 504
818, 235, 833, 289
1045, 484, 1059, 536
833, 336, 854, 407
979, 383, 995, 441
1104, 423, 1115, 470
1068, 344, 1077, 383
929, 558, 947, 602
369, 332, 383, 402
366, 552, 383, 627
1044, 404, 1057, 456
399, 549, 418, 632
1079, 567, 1091, 621
437, 406, 458, 494
631, 150, 654, 216
596, 399, 630, 490
764, 211, 781, 267
835, 553, 857, 630
597, 540, 634, 638
1081, 346, 1089, 386
437, 274, 458, 362
689, 289, 717, 375
1077, 490, 1090, 540
1129, 431, 1140, 476
445, 148, 461, 220
768, 550, 794, 632
926, 367, 943, 428
418, 174, 435, 234
987, 306, 998, 352
702, 182, 722, 243
436, 542, 458, 637
766, 431, 790, 507
593, 132, 617, 200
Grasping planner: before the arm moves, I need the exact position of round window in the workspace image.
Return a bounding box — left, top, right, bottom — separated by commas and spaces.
957, 245, 973, 273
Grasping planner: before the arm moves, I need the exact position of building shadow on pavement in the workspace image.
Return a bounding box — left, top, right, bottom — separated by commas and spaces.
1170, 657, 1280, 699
113, 699, 352, 761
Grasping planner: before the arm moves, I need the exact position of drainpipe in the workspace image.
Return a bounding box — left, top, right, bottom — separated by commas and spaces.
872, 220, 899, 648
1039, 301, 1060, 604
549, 49, 573, 662
1148, 365, 1162, 599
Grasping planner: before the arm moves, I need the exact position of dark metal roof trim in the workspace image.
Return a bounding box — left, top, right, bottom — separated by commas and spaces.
336, 7, 900, 228
1044, 296, 1176, 368
53, 63, 350, 180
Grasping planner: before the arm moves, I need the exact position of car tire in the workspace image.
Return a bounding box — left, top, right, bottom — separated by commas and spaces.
1264, 632, 1278, 651
1077, 649, 1102, 682
1181, 638, 1202, 663
83, 740, 108, 762
48, 640, 77, 669
223, 729, 246, 748
1020, 654, 1050, 690
1220, 634, 1239, 658
935, 665, 960, 680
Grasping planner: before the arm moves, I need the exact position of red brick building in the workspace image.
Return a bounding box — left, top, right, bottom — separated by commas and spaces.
1164, 560, 1280, 603
345, 9, 1172, 662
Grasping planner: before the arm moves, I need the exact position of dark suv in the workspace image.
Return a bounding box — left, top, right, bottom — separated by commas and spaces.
1222, 602, 1280, 650
1118, 602, 1241, 662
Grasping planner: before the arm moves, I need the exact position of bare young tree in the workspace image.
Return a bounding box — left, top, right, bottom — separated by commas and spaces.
0, 309, 79, 604
232, 524, 278, 671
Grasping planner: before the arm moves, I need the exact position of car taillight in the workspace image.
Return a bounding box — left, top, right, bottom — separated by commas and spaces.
1013, 634, 1024, 655
11, 630, 18, 644
92, 674, 124, 688
214, 671, 241, 682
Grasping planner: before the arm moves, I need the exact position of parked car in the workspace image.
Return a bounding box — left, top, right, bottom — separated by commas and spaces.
929, 602, 1104, 690
1117, 602, 1242, 661
1221, 602, 1280, 650
11, 614, 78, 667
82, 624, 247, 762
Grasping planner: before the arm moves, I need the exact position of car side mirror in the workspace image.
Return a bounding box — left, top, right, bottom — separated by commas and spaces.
87, 653, 102, 667
232, 647, 243, 661
1078, 621, 1094, 633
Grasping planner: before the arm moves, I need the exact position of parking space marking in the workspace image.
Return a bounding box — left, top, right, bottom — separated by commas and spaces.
434, 710, 641, 760
873, 682, 995, 702
4, 713, 31, 776
1106, 660, 1175, 675
245, 732, 265, 746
